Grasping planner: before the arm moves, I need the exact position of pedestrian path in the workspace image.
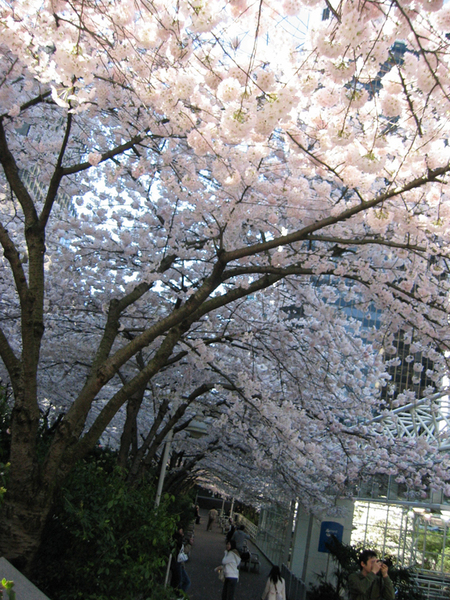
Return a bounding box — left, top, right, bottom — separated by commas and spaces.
185, 510, 273, 600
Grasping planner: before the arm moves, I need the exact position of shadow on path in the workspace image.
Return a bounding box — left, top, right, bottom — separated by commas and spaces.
185, 510, 273, 600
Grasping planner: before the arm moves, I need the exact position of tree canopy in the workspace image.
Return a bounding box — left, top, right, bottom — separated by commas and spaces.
1, 0, 450, 570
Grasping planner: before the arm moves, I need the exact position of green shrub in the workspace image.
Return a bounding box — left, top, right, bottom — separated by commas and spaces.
33, 451, 185, 600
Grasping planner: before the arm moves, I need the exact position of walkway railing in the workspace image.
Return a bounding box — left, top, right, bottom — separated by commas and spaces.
281, 564, 306, 600
414, 570, 450, 600
233, 513, 259, 540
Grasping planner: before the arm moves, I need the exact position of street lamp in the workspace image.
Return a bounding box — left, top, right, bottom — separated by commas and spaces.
155, 418, 209, 508
158, 417, 209, 588
155, 428, 175, 508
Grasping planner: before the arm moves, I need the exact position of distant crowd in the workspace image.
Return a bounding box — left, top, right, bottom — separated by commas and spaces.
171, 505, 286, 600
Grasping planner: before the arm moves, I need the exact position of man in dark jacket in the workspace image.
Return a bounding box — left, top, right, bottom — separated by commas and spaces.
348, 550, 395, 600
231, 525, 250, 555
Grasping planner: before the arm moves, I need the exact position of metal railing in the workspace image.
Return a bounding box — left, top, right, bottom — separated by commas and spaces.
232, 513, 259, 540
281, 564, 306, 600
414, 570, 450, 600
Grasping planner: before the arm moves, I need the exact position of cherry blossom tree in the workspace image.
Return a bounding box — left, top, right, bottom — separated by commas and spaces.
1, 0, 450, 573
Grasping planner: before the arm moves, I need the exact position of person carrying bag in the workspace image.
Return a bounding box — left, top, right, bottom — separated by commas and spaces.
261, 566, 286, 600
217, 539, 241, 600
177, 544, 188, 563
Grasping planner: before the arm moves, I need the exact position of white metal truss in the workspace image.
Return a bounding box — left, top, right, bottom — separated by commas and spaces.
370, 388, 450, 451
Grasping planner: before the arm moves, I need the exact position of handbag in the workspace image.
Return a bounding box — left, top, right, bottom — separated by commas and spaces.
216, 566, 225, 582
177, 544, 188, 563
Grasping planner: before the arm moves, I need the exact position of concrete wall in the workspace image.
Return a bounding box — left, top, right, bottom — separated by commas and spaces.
0, 558, 51, 599
289, 499, 355, 590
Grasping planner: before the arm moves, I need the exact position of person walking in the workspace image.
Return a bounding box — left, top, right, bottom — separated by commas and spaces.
206, 507, 218, 531
218, 539, 241, 600
261, 566, 286, 600
194, 504, 200, 524
171, 525, 191, 594
225, 518, 236, 543
348, 550, 395, 600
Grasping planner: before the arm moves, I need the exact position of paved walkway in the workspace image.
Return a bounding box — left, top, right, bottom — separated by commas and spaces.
185, 510, 272, 600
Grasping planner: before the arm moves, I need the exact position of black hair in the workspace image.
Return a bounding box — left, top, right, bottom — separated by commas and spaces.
228, 539, 237, 551
359, 550, 377, 569
269, 566, 282, 584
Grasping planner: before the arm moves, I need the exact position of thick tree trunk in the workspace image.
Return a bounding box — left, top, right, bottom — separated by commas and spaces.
0, 388, 68, 575
0, 377, 47, 573
0, 479, 54, 575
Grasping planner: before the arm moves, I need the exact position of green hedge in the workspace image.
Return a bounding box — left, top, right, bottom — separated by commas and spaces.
33, 450, 193, 600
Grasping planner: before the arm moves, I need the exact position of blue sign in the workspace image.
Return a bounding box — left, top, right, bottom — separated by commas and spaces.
318, 521, 344, 553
